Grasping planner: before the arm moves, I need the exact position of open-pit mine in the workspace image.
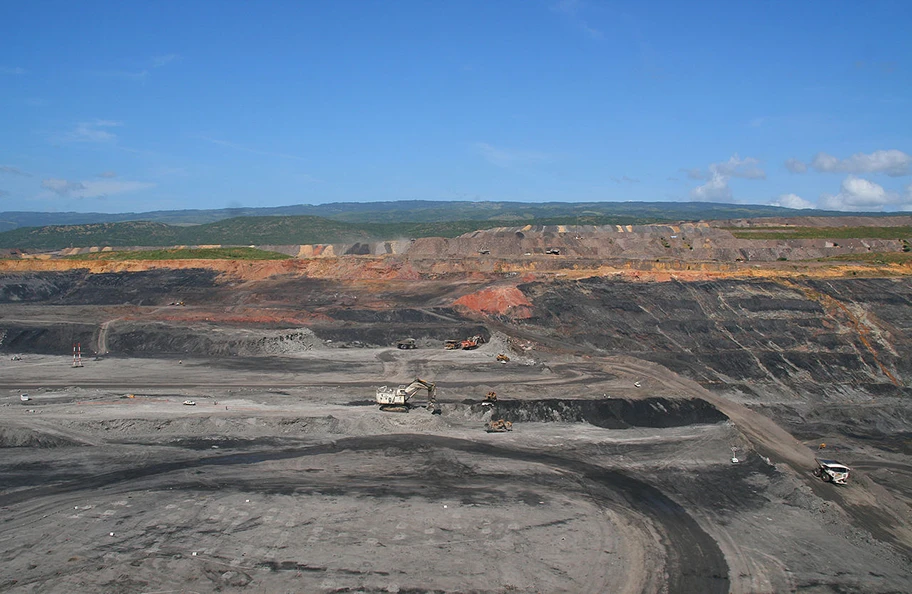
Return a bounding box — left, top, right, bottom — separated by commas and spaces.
2, 221, 912, 593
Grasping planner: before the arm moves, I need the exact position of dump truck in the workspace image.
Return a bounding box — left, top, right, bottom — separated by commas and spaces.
397, 338, 417, 349
813, 458, 850, 484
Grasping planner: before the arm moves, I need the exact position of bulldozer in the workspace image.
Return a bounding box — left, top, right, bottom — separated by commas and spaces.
496, 353, 510, 363
485, 419, 513, 433
376, 378, 440, 414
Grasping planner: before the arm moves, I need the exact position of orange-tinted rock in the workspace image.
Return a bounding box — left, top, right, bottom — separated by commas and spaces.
453, 286, 533, 318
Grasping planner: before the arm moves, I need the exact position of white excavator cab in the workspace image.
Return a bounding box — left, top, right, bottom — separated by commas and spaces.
376, 378, 439, 414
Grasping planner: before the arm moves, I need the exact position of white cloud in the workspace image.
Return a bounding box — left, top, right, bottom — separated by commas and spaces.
0, 66, 26, 75
794, 150, 911, 177
0, 165, 31, 177
810, 153, 840, 172
64, 120, 122, 143
784, 158, 808, 174
772, 193, 814, 209
475, 142, 551, 168
690, 172, 732, 202
610, 175, 640, 184
818, 175, 902, 211
42, 177, 154, 199
0, 190, 8, 198
688, 154, 765, 202
97, 171, 117, 178
711, 155, 766, 180
42, 179, 86, 195
687, 155, 766, 182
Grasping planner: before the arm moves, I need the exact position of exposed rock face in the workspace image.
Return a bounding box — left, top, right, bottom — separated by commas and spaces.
453, 286, 533, 318
3, 267, 910, 408
0, 269, 222, 305
517, 277, 912, 402
0, 269, 489, 355
410, 223, 906, 262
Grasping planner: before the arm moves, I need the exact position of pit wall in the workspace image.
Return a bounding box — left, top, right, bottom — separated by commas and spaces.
518, 276, 912, 403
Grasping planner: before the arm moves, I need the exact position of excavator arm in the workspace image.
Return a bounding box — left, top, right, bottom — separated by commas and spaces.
404, 378, 438, 411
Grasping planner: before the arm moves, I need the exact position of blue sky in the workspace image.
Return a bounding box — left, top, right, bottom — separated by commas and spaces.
1, 0, 910, 214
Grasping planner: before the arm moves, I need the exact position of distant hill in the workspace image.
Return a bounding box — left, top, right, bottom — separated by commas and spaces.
0, 200, 835, 232
0, 200, 885, 250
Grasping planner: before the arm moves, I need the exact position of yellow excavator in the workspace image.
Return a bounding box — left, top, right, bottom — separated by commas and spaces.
376, 378, 440, 414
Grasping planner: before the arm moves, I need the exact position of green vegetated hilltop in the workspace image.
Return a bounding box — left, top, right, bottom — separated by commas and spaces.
0, 216, 534, 250
0, 200, 905, 251
0, 200, 811, 232
65, 247, 293, 261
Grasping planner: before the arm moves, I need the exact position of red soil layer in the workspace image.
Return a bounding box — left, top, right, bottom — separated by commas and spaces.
453, 286, 533, 318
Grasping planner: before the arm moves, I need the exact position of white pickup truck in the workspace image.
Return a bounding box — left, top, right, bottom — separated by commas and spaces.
813, 458, 851, 484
